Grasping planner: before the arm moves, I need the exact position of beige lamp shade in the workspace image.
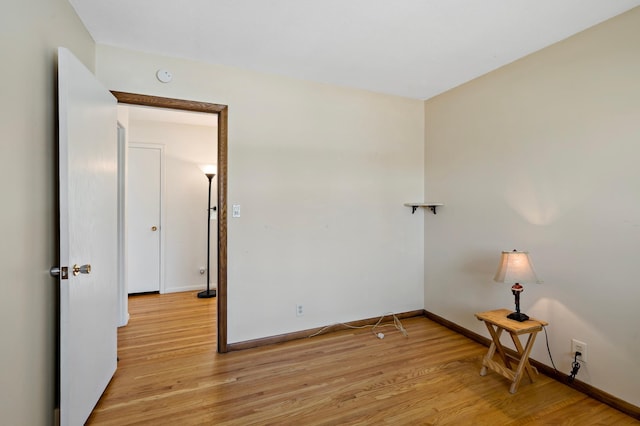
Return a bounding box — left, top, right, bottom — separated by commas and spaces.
494, 250, 541, 284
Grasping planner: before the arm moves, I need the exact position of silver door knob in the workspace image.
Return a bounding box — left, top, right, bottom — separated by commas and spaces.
72, 264, 91, 276
151, 226, 158, 231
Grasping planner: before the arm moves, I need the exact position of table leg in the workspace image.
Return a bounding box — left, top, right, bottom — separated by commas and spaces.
484, 322, 511, 369
480, 340, 494, 376
509, 331, 539, 394
509, 332, 537, 383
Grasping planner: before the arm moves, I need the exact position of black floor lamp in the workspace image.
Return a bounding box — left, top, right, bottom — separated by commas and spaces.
198, 165, 216, 299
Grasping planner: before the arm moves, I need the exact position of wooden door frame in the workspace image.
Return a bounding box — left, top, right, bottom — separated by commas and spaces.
112, 91, 228, 353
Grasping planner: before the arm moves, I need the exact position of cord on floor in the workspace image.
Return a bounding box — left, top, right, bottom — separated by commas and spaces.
308, 312, 409, 339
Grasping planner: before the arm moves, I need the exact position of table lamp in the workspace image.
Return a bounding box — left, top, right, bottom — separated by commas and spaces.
494, 250, 540, 322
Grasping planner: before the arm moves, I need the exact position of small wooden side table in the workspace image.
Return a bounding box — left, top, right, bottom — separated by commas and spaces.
475, 308, 548, 394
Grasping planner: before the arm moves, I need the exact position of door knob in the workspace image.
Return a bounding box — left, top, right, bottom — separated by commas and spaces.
72, 264, 91, 276
151, 226, 158, 231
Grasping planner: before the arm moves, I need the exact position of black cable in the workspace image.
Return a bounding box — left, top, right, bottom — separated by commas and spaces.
543, 326, 582, 382
543, 326, 559, 373
568, 352, 581, 382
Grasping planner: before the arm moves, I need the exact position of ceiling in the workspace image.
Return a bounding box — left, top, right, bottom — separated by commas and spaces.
69, 0, 640, 100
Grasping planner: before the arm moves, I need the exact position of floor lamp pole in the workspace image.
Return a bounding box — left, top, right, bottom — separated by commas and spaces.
198, 173, 216, 298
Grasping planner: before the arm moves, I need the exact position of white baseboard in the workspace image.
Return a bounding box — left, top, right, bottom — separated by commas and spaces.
163, 283, 217, 294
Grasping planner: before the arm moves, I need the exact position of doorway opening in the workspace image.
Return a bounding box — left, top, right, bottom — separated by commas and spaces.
112, 91, 228, 353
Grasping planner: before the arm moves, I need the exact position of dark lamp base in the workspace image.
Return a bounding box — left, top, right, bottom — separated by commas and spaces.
507, 311, 529, 322
197, 289, 216, 298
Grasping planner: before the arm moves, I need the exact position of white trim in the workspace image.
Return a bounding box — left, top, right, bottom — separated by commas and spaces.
116, 123, 128, 327
163, 283, 218, 294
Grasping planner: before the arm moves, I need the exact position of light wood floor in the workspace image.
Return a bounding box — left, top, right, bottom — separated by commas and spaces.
87, 292, 638, 425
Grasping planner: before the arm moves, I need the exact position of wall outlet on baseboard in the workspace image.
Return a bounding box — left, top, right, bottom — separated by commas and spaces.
572, 339, 587, 362
296, 304, 304, 317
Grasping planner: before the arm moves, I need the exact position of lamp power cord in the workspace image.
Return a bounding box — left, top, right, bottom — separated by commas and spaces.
544, 326, 582, 382
568, 352, 581, 382
543, 326, 559, 373
308, 312, 409, 339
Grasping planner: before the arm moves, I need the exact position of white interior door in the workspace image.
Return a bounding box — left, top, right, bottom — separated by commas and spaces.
127, 144, 162, 293
57, 47, 118, 426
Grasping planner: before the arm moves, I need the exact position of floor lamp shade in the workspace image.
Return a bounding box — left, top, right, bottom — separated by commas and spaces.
199, 164, 217, 176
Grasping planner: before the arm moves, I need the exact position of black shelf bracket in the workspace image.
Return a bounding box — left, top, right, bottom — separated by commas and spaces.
405, 203, 443, 215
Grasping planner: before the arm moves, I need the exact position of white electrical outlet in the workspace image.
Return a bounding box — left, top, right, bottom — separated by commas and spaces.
571, 339, 587, 362
296, 304, 304, 317
232, 204, 241, 218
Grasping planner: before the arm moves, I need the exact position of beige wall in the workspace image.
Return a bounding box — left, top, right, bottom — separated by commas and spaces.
424, 7, 640, 406
0, 1, 95, 423
96, 45, 426, 343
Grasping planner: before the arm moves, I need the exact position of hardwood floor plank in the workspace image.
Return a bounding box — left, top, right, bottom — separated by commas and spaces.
87, 292, 638, 425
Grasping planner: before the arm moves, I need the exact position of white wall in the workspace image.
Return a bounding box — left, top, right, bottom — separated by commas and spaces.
96, 45, 425, 343
126, 116, 218, 293
0, 1, 95, 423
424, 7, 640, 407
